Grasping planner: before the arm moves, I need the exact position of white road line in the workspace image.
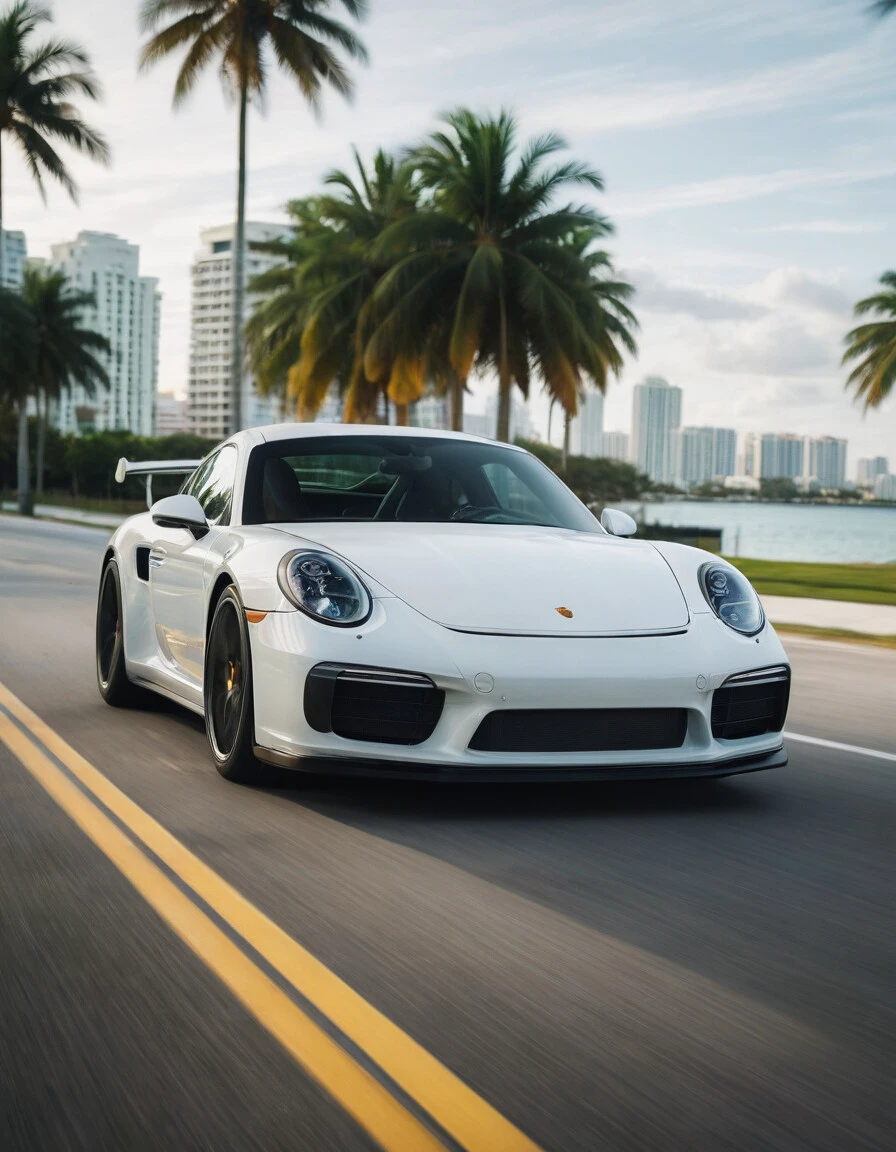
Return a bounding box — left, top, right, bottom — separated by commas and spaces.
785, 732, 896, 763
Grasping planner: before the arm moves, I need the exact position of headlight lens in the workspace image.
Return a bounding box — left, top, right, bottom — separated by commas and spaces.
278, 550, 371, 626
700, 562, 764, 635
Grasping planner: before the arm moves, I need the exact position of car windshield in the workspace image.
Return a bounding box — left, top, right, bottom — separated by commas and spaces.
242, 434, 600, 532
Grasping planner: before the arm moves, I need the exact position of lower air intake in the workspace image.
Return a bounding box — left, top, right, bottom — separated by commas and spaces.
305, 664, 444, 746
468, 708, 688, 754
711, 666, 790, 740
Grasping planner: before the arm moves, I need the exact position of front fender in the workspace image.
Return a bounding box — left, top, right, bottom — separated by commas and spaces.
213, 526, 393, 613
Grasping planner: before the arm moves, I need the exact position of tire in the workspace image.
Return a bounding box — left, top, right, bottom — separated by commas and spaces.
96, 559, 142, 707
204, 586, 260, 782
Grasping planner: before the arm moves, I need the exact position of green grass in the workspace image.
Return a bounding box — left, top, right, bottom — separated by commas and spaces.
1, 491, 145, 515
773, 624, 896, 649
36, 491, 146, 515
725, 557, 896, 606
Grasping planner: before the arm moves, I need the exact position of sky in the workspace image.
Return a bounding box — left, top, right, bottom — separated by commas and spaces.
6, 0, 896, 470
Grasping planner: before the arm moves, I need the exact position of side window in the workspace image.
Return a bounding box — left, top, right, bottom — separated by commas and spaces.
481, 461, 555, 522
193, 446, 238, 526
181, 458, 212, 499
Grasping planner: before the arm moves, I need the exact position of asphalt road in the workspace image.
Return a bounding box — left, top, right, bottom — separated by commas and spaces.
0, 514, 893, 1152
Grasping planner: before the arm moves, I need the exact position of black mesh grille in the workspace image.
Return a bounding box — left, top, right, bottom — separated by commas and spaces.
135, 545, 150, 581
328, 669, 444, 745
469, 708, 688, 754
711, 666, 790, 740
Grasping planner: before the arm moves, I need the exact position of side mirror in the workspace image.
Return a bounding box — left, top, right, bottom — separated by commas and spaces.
151, 494, 209, 538
600, 507, 637, 537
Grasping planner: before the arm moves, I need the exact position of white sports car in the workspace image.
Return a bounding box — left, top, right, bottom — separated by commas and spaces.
97, 423, 790, 783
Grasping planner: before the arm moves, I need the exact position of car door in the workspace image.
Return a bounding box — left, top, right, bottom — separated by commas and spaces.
149, 445, 238, 697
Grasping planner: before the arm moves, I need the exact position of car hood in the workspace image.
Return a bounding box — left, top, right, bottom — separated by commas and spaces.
271, 522, 690, 636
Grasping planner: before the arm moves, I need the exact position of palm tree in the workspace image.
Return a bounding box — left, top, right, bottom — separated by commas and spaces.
247, 147, 421, 424
139, 0, 368, 437
15, 266, 109, 513
843, 270, 896, 409
0, 283, 34, 511
870, 2, 896, 17
365, 109, 637, 442
0, 2, 109, 283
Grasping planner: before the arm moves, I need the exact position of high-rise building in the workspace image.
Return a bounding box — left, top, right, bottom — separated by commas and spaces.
410, 395, 450, 430
187, 222, 291, 440
804, 436, 847, 489
873, 473, 896, 501
481, 393, 533, 442
599, 431, 630, 462
51, 231, 160, 436
1, 229, 27, 288
670, 426, 737, 488
156, 392, 189, 435
312, 387, 343, 424
743, 432, 805, 480
567, 390, 604, 457
742, 432, 760, 478
631, 376, 682, 483
856, 456, 889, 487
463, 412, 491, 438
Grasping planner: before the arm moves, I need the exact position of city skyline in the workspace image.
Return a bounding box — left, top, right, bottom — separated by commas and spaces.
3, 0, 896, 465
9, 212, 878, 487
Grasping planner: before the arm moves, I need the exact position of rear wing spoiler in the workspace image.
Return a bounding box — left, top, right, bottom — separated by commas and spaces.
115, 458, 201, 507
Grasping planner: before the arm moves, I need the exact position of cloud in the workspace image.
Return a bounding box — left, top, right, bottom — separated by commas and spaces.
630, 268, 768, 320
833, 103, 896, 123
608, 164, 896, 219
529, 41, 891, 136
746, 269, 854, 316
703, 318, 834, 377
758, 219, 885, 234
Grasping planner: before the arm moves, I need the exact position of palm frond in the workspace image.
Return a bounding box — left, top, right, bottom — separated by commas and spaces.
10, 119, 76, 200
843, 271, 896, 408
1, 4, 109, 203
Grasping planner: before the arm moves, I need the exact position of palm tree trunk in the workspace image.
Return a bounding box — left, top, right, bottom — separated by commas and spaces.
562, 411, 571, 473
547, 399, 555, 444
394, 402, 409, 427
17, 402, 32, 516
230, 79, 249, 437
36, 389, 46, 495
450, 372, 465, 432
496, 286, 511, 442
0, 134, 5, 288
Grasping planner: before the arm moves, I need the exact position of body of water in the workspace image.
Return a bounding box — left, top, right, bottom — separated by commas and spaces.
634, 500, 896, 564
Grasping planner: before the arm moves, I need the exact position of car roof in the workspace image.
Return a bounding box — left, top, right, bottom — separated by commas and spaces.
245, 421, 521, 450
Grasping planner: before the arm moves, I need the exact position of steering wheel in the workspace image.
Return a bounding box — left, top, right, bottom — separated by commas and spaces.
450, 504, 507, 523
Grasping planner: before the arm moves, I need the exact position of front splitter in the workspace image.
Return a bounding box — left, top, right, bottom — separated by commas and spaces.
253, 744, 788, 783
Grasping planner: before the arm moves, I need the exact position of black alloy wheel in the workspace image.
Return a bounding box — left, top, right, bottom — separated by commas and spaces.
204, 586, 259, 782
96, 559, 140, 706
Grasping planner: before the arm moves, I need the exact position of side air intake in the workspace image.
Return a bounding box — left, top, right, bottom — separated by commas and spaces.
711, 666, 790, 740
304, 663, 444, 746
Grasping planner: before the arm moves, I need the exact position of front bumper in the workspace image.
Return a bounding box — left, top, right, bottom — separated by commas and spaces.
248, 596, 791, 780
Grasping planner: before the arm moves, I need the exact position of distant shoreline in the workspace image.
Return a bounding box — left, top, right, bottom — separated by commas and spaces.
639, 496, 896, 509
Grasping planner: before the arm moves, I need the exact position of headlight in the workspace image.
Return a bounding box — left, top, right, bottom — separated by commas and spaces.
699, 562, 764, 636
278, 550, 371, 626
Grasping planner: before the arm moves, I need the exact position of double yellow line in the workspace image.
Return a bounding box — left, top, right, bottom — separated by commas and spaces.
0, 680, 544, 1152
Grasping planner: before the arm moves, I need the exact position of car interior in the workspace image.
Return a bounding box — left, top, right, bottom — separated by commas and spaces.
241, 436, 579, 528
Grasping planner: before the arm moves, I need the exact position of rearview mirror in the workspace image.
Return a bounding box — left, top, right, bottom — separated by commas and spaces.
600, 508, 637, 537
151, 494, 209, 538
